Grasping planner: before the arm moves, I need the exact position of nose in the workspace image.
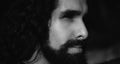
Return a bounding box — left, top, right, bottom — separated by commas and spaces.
70, 17, 88, 40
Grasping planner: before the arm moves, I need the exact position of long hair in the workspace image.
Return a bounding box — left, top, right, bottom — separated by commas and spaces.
23, 0, 58, 64
1, 0, 57, 64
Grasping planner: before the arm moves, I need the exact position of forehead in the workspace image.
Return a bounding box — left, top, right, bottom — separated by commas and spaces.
58, 0, 87, 13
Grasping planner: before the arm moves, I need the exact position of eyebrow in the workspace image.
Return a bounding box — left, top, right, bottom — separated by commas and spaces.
59, 10, 82, 19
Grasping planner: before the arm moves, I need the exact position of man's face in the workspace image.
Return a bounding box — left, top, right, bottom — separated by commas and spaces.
42, 0, 88, 64
49, 0, 88, 52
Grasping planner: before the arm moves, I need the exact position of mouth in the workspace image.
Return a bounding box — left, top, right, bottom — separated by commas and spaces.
59, 39, 87, 54
67, 45, 83, 55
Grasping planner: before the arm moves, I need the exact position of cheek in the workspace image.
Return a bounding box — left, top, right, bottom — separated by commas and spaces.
56, 23, 70, 39
49, 21, 70, 49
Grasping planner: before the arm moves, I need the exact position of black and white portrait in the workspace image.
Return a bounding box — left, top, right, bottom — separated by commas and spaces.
0, 0, 120, 64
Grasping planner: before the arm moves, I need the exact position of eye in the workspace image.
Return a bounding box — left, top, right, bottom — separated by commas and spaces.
59, 10, 82, 19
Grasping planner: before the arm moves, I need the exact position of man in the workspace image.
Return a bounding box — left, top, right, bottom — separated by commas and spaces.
26, 0, 88, 64
25, 0, 120, 64
1, 0, 120, 64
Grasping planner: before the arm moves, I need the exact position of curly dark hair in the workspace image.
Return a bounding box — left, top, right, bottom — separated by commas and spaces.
0, 0, 57, 64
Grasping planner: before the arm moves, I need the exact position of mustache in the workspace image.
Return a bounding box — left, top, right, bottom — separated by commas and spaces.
62, 39, 87, 48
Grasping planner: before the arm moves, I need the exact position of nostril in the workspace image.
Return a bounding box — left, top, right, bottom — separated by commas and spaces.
76, 35, 86, 40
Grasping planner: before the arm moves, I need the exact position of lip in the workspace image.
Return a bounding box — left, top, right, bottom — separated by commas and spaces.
67, 46, 83, 54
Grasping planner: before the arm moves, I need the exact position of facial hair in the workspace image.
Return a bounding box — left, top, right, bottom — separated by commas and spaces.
40, 39, 87, 64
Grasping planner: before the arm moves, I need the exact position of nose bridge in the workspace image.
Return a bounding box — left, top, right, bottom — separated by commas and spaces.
71, 17, 88, 40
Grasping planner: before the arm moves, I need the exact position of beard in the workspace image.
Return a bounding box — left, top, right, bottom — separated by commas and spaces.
40, 39, 87, 64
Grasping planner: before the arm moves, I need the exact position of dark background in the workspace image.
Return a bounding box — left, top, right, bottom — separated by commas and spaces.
0, 0, 120, 64
84, 0, 120, 49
